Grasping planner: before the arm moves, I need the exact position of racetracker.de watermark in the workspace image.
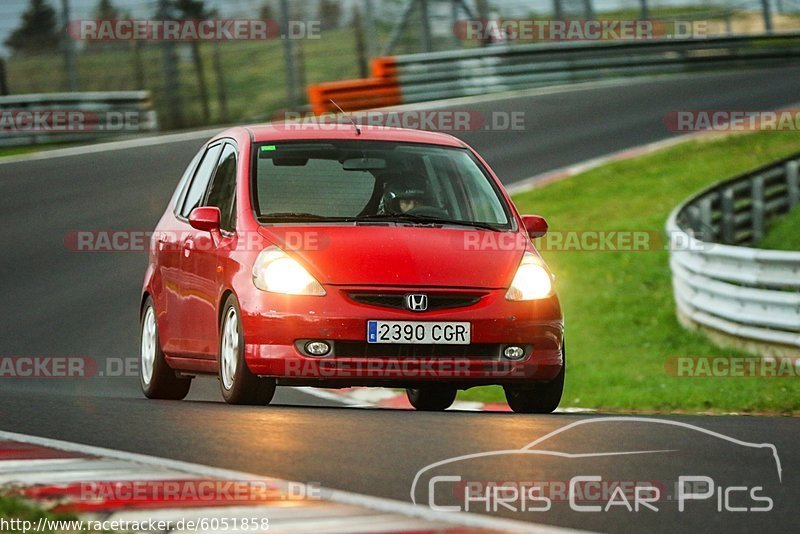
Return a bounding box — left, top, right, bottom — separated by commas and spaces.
64, 230, 712, 253
64, 230, 329, 253
68, 19, 319, 41
460, 231, 711, 252
454, 18, 708, 42
276, 110, 526, 132
68, 480, 321, 503
0, 110, 148, 133
664, 110, 800, 132
282, 359, 530, 378
665, 356, 800, 378
0, 356, 94, 378
0, 356, 142, 378
0, 517, 271, 534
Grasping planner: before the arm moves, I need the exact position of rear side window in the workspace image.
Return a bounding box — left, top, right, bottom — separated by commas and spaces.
180, 143, 222, 218
205, 144, 238, 232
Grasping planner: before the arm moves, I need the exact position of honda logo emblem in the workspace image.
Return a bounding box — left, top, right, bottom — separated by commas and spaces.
405, 294, 429, 312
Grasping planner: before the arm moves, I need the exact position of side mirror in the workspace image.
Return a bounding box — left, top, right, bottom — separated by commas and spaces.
189, 206, 221, 233
521, 215, 548, 239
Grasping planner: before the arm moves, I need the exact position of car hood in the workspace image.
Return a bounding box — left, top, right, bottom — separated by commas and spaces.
258, 225, 525, 288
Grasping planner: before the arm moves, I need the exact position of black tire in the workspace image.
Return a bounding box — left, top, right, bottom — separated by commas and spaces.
218, 295, 276, 405
139, 297, 192, 400
406, 387, 457, 411
504, 346, 565, 414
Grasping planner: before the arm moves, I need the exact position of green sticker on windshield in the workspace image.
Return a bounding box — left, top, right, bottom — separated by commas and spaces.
261, 145, 277, 152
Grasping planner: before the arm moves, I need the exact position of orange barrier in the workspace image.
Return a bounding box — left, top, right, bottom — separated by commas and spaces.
371, 57, 398, 78
307, 57, 400, 115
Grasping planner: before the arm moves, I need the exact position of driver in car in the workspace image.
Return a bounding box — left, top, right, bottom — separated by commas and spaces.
381, 173, 432, 215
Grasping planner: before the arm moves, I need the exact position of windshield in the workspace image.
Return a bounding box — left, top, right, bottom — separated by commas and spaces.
252, 141, 512, 229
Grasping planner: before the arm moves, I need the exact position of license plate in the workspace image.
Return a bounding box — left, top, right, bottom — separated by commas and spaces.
367, 321, 471, 345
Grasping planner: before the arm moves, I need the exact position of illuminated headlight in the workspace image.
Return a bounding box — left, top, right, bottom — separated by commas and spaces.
506, 253, 554, 301
252, 246, 326, 296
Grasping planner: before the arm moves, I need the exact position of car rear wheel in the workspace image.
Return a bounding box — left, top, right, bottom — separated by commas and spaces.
406, 387, 457, 411
504, 347, 565, 414
219, 295, 276, 405
140, 297, 192, 400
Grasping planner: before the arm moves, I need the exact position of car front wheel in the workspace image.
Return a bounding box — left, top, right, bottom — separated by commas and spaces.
406, 387, 457, 411
140, 297, 192, 400
504, 347, 565, 414
218, 295, 276, 405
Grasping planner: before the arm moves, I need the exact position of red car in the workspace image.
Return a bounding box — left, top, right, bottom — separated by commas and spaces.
140, 124, 564, 413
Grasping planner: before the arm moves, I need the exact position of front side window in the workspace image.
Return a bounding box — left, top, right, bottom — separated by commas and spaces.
205, 143, 238, 232
180, 143, 223, 219
252, 141, 512, 229
172, 149, 204, 213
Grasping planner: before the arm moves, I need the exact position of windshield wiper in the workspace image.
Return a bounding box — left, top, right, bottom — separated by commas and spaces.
352, 213, 502, 231
259, 212, 503, 231
259, 212, 345, 222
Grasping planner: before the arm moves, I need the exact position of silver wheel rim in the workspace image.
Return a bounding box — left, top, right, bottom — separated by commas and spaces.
221, 307, 239, 390
140, 306, 156, 386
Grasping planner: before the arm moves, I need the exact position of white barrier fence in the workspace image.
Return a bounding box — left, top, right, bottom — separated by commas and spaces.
667, 154, 800, 353
390, 32, 800, 104
310, 32, 800, 114
0, 91, 158, 147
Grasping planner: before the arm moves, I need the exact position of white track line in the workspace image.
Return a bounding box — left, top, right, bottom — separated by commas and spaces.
0, 69, 763, 168
0, 77, 655, 168
0, 430, 590, 533
507, 101, 800, 195
0, 458, 82, 470
0, 127, 223, 165
376, 73, 698, 113
297, 387, 597, 413
296, 387, 366, 406
505, 133, 701, 195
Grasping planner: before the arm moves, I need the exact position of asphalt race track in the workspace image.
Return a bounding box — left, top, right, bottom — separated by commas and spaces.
1, 68, 799, 533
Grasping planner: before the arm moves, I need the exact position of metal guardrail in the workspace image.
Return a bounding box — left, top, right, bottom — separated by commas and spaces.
309, 32, 800, 114
0, 91, 158, 147
667, 153, 800, 353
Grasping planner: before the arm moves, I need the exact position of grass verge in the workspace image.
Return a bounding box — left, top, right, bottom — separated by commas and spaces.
0, 143, 88, 159
0, 494, 81, 534
759, 205, 800, 251
458, 131, 800, 414
0, 146, 47, 159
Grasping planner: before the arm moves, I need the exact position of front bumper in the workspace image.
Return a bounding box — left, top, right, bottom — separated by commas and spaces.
239, 286, 564, 387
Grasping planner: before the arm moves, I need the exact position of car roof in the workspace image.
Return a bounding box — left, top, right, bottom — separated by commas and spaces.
215, 123, 469, 148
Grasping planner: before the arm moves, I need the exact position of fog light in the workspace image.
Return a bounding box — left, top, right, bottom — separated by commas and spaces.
305, 341, 331, 357
504, 346, 526, 361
